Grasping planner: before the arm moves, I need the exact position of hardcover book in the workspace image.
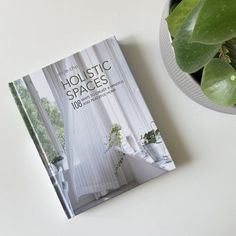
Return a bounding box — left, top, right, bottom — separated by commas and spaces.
9, 36, 175, 218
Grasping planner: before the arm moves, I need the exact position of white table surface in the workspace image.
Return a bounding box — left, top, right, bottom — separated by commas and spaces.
1, 0, 235, 235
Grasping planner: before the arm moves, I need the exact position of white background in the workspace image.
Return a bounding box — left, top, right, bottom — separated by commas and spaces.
0, 0, 236, 235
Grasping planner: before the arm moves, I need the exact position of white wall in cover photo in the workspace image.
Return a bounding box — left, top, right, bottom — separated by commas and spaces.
42, 37, 166, 200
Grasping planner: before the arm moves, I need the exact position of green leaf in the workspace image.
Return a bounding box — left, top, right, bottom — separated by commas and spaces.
201, 58, 236, 106
231, 38, 236, 44
172, 1, 221, 73
166, 0, 198, 37
191, 0, 236, 44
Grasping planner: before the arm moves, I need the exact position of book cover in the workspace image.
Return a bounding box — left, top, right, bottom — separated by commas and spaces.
9, 36, 175, 218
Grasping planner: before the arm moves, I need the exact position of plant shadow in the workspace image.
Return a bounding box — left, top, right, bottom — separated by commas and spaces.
119, 39, 191, 168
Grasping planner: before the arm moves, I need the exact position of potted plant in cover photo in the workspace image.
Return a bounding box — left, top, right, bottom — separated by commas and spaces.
141, 129, 164, 162
160, 0, 236, 114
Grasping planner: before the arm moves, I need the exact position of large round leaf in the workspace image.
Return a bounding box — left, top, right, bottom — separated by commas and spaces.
172, 1, 221, 73
201, 58, 236, 106
166, 0, 198, 37
191, 0, 236, 45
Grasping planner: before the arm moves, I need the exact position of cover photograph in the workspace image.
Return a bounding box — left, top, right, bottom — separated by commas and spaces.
9, 36, 175, 218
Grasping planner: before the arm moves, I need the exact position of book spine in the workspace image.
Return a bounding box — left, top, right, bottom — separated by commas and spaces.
9, 82, 74, 219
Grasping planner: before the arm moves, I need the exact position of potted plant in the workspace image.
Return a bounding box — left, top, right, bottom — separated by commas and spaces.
141, 129, 164, 162
160, 0, 236, 114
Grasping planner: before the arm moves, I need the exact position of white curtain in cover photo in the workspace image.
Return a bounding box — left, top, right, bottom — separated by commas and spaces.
43, 59, 129, 199
43, 37, 155, 199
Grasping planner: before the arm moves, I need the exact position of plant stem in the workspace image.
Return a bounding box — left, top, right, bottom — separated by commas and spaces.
223, 40, 236, 70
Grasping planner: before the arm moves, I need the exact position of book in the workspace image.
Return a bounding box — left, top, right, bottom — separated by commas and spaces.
9, 36, 175, 218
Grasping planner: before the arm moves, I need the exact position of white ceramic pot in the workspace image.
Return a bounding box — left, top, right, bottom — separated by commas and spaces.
144, 143, 163, 162
160, 0, 236, 114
